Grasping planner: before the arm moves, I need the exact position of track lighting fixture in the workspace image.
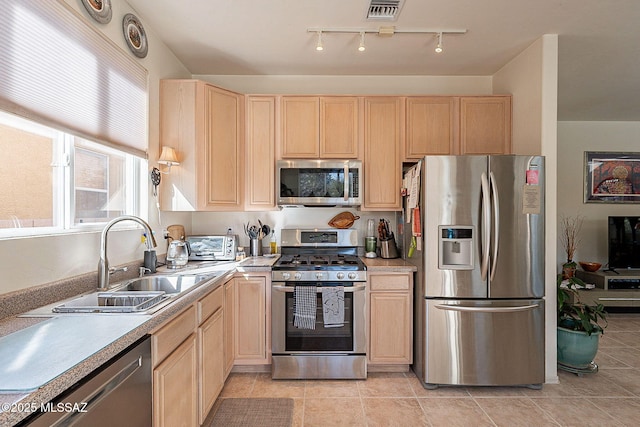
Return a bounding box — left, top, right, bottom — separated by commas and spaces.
435, 32, 443, 53
315, 31, 324, 51
358, 32, 366, 52
307, 27, 465, 53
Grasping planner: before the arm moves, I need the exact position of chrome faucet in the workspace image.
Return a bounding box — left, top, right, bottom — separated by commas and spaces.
98, 215, 157, 290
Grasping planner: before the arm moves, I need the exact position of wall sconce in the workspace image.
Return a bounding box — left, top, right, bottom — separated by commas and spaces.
158, 146, 179, 174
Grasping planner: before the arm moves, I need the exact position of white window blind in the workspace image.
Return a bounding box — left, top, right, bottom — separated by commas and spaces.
0, 0, 148, 157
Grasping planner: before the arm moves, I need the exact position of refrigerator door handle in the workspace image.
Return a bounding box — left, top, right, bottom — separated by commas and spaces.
489, 171, 500, 281
434, 303, 540, 313
480, 172, 491, 280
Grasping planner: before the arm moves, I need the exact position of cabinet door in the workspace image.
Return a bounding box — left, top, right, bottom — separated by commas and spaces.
198, 307, 224, 424
153, 335, 197, 427
224, 279, 235, 375
234, 275, 267, 363
160, 80, 243, 211
405, 97, 456, 159
245, 96, 276, 210
363, 97, 403, 210
159, 80, 198, 211
459, 96, 512, 155
320, 97, 359, 158
200, 85, 243, 209
368, 292, 412, 364
281, 96, 319, 158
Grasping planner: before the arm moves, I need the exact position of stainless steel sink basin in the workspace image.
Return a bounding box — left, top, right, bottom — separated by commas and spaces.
49, 272, 222, 314
112, 273, 220, 294
52, 291, 167, 313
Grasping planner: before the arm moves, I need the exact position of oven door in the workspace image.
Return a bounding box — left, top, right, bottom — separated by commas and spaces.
272, 282, 366, 354
276, 160, 362, 207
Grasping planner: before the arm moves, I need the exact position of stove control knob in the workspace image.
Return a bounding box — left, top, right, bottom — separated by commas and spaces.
315, 272, 324, 280
294, 273, 302, 280
336, 272, 345, 280
348, 272, 357, 280
282, 272, 291, 280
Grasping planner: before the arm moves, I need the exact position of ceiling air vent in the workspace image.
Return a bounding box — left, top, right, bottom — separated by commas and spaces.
366, 0, 404, 21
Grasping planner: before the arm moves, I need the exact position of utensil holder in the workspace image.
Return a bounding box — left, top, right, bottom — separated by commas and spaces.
380, 238, 399, 259
250, 238, 262, 257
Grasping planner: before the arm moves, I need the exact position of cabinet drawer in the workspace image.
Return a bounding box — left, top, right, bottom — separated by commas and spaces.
369, 274, 411, 291
153, 305, 196, 366
198, 285, 224, 324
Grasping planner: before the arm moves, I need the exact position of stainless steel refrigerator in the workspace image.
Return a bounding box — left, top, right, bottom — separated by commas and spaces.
406, 155, 545, 388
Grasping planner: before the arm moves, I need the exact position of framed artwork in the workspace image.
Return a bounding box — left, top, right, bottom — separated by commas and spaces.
584, 152, 640, 203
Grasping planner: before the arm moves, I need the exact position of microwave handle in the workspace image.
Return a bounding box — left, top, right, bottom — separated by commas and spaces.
343, 163, 349, 201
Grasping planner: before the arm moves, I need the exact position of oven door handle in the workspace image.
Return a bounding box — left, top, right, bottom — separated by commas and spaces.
272, 284, 365, 293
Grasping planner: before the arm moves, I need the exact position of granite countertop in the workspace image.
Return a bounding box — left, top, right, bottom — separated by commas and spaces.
1, 252, 410, 425
0, 262, 238, 426
236, 254, 280, 270
361, 257, 417, 272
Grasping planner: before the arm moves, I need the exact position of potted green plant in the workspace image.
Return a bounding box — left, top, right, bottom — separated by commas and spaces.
559, 215, 584, 279
557, 274, 608, 371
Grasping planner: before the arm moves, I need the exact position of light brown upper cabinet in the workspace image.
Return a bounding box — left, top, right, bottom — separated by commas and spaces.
362, 97, 403, 211
280, 96, 359, 159
404, 95, 512, 160
245, 96, 276, 210
459, 96, 512, 155
405, 97, 457, 160
159, 80, 244, 211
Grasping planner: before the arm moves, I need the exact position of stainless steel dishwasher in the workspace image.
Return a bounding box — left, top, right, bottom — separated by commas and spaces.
24, 336, 151, 426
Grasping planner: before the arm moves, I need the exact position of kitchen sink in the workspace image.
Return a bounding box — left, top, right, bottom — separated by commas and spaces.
50, 272, 222, 314
111, 274, 218, 295
52, 291, 167, 313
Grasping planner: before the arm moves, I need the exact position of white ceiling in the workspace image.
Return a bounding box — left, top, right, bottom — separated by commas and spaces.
126, 0, 640, 121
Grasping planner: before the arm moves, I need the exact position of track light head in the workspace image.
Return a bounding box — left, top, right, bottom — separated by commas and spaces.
316, 31, 324, 51
358, 32, 366, 52
435, 32, 443, 53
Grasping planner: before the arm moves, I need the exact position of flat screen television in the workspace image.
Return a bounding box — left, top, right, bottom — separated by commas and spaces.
608, 216, 640, 270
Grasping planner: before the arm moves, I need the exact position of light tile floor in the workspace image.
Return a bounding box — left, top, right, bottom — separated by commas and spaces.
214, 313, 640, 426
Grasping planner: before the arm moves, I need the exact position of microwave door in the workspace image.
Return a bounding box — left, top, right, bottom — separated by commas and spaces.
343, 163, 349, 202
277, 160, 362, 207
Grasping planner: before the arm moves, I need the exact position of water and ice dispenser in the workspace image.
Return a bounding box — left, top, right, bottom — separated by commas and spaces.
438, 226, 474, 270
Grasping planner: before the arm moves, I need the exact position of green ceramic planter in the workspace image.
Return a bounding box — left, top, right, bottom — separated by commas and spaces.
557, 326, 600, 368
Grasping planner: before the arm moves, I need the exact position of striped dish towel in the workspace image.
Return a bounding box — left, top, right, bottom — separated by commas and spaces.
293, 285, 317, 329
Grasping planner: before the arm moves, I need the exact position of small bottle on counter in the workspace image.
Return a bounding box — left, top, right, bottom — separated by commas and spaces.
236, 246, 246, 261
270, 231, 277, 254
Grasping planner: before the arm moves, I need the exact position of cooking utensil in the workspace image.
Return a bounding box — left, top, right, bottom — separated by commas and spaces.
262, 224, 271, 237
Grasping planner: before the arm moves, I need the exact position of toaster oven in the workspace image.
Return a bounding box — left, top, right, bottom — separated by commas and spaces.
185, 235, 237, 261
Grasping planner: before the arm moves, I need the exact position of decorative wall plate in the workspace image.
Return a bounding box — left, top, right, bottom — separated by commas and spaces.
81, 0, 112, 24
122, 13, 148, 58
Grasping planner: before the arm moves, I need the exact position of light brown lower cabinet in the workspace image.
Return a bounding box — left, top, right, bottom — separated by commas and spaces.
152, 282, 230, 427
224, 279, 235, 375
153, 333, 198, 427
198, 305, 224, 424
367, 272, 413, 366
233, 273, 270, 364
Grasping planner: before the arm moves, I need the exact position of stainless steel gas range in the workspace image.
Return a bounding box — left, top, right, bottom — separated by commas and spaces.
271, 229, 367, 379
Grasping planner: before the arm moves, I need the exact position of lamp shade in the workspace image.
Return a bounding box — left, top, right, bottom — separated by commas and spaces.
158, 146, 179, 165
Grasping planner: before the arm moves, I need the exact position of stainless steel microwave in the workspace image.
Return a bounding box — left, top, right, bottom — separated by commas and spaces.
277, 159, 362, 207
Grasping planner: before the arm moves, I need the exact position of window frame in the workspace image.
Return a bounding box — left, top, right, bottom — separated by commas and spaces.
0, 110, 147, 239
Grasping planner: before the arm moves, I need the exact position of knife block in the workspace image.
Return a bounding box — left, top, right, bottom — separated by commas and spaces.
380, 238, 399, 259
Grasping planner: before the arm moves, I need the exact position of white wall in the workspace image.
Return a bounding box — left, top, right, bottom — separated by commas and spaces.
0, 0, 191, 294
193, 75, 492, 95
557, 121, 640, 265
192, 209, 398, 252
493, 34, 559, 384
